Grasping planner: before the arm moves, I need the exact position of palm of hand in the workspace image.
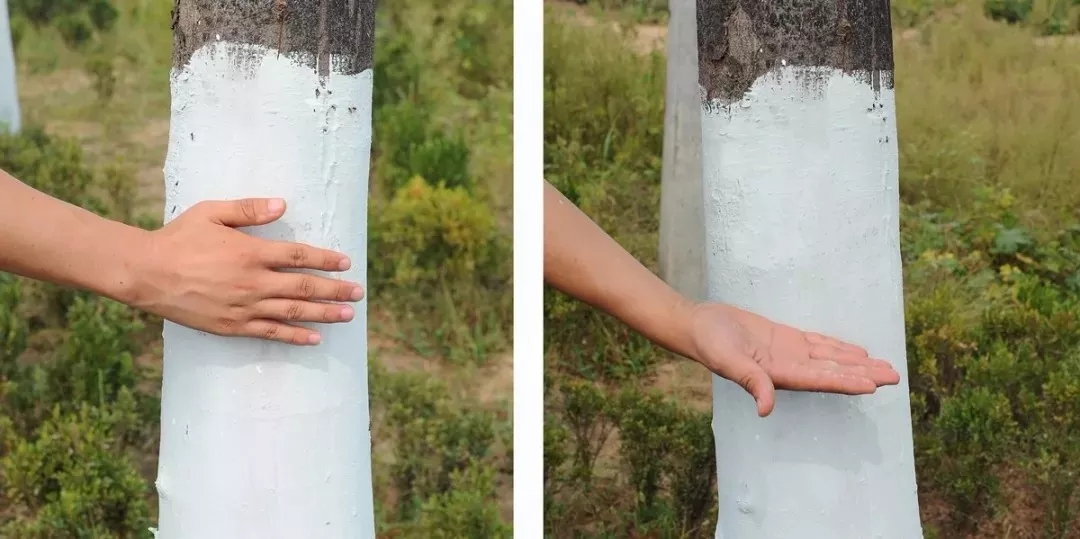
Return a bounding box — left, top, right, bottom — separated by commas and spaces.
690, 303, 901, 416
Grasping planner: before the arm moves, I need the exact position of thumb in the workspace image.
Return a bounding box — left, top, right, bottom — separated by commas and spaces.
197, 198, 287, 228
727, 358, 776, 417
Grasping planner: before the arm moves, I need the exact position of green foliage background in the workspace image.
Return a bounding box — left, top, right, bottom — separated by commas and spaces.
0, 0, 513, 537
544, 1, 1080, 538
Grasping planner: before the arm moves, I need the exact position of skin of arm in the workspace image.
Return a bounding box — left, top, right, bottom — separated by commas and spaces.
0, 170, 152, 303
544, 180, 698, 360
0, 170, 363, 345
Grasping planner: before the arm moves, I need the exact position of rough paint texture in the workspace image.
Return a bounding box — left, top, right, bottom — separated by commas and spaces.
156, 43, 374, 538
701, 68, 922, 538
696, 0, 894, 103
172, 0, 375, 75
0, 0, 20, 133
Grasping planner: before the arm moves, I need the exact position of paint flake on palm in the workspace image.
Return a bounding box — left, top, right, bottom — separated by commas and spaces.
700, 67, 922, 538
155, 41, 375, 538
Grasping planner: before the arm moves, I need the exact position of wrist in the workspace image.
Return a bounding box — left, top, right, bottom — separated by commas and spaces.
672, 296, 704, 361
86, 221, 155, 308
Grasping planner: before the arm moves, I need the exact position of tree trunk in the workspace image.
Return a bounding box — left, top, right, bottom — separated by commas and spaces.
156, 2, 376, 537
696, 1, 922, 537
659, 0, 704, 301
0, 0, 20, 133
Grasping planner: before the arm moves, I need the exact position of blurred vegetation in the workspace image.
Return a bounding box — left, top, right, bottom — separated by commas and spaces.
0, 0, 512, 537
544, 0, 1080, 537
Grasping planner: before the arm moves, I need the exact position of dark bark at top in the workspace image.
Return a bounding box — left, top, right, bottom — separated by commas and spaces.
172, 0, 375, 76
697, 0, 894, 104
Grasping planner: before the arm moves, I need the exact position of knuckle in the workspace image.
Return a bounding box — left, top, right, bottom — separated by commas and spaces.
336, 282, 353, 301
295, 276, 317, 298
738, 373, 757, 392
240, 199, 259, 221
285, 301, 304, 321
262, 324, 280, 340
216, 316, 237, 334
289, 246, 307, 267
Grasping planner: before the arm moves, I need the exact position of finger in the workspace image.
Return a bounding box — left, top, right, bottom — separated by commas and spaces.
805, 332, 868, 357
240, 319, 322, 346
252, 299, 355, 324
716, 356, 776, 417
262, 241, 352, 272
808, 342, 879, 366
773, 364, 880, 395
806, 354, 900, 387
196, 198, 287, 227
267, 272, 364, 302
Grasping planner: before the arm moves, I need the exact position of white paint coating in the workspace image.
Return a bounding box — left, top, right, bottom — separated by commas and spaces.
700, 67, 922, 539
0, 0, 21, 133
155, 42, 374, 539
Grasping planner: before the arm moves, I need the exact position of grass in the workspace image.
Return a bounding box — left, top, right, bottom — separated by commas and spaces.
543, 1, 1080, 538
0, 0, 513, 537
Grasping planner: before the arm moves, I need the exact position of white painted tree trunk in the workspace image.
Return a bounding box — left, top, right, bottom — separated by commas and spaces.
658, 0, 704, 301
696, 2, 924, 530
154, 41, 375, 539
701, 68, 922, 537
0, 0, 21, 133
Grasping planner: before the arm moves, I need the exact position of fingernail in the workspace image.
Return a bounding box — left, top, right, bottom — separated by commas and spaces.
308, 333, 321, 345
340, 306, 354, 320
338, 257, 351, 271
350, 287, 364, 301
268, 199, 285, 213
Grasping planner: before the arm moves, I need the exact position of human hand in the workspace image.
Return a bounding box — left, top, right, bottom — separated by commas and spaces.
126, 198, 363, 345
687, 303, 901, 417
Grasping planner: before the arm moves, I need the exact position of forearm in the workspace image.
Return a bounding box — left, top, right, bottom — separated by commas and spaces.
0, 170, 148, 303
543, 180, 698, 360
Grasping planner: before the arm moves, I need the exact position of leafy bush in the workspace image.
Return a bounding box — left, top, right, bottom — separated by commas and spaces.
985, 0, 1034, 23
375, 100, 473, 195
0, 397, 152, 539
544, 380, 717, 537
370, 366, 511, 535
369, 176, 510, 363
9, 0, 118, 48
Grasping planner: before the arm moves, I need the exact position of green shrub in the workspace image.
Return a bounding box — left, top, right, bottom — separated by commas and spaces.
407, 463, 511, 539
10, 0, 118, 48
0, 396, 151, 539
370, 367, 509, 534
370, 177, 510, 362
375, 100, 473, 194
985, 0, 1034, 22
545, 381, 717, 537
0, 274, 29, 376
449, 0, 513, 99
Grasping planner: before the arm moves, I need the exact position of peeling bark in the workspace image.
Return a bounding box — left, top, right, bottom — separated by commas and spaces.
172, 0, 375, 75
697, 0, 894, 103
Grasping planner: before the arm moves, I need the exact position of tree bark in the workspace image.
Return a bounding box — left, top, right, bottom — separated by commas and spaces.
0, 0, 20, 133
156, 1, 376, 537
696, 1, 922, 537
659, 0, 704, 301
